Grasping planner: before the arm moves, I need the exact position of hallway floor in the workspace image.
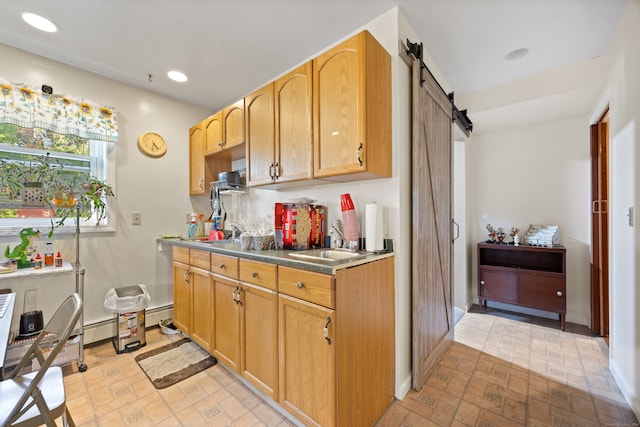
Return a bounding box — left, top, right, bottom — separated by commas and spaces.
61, 309, 638, 426
377, 308, 637, 426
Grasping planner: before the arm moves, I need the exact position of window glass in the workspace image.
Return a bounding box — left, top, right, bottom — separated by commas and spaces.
0, 124, 113, 235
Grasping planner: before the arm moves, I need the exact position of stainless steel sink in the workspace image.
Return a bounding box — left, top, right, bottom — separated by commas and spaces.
287, 249, 368, 263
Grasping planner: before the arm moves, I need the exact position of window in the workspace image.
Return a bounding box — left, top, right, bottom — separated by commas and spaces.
0, 124, 115, 236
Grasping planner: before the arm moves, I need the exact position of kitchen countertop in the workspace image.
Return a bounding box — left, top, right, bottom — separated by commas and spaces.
159, 238, 393, 275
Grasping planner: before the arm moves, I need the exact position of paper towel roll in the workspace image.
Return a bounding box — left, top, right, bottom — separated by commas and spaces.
365, 202, 384, 252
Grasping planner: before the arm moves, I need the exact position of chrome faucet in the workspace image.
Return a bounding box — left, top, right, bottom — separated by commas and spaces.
230, 223, 243, 240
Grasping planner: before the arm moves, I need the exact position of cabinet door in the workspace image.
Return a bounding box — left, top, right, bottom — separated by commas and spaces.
246, 83, 275, 186
191, 266, 213, 352
189, 124, 208, 195
223, 99, 245, 149
313, 34, 364, 178
275, 62, 313, 184
313, 31, 391, 180
212, 275, 241, 372
172, 261, 191, 334
242, 283, 278, 399
518, 273, 566, 312
479, 269, 518, 304
279, 294, 335, 427
204, 111, 224, 154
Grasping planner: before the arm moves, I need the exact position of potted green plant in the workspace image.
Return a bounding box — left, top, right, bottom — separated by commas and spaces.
47, 176, 115, 237
1, 153, 115, 237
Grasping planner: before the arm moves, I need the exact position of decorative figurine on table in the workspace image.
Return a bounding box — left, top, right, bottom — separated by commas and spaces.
4, 227, 40, 268
511, 227, 520, 246
496, 227, 506, 243
486, 224, 496, 243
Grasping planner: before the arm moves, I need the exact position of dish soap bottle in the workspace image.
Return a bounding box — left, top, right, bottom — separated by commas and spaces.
188, 213, 198, 238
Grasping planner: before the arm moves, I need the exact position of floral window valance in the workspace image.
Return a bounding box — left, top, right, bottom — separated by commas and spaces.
0, 77, 118, 143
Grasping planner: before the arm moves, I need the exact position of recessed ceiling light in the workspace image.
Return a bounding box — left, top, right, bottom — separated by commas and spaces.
21, 12, 58, 33
167, 71, 188, 83
505, 48, 529, 61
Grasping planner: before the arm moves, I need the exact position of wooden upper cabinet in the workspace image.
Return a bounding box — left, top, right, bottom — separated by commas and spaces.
223, 99, 245, 149
275, 62, 313, 184
204, 111, 224, 154
247, 62, 313, 188
245, 83, 276, 186
189, 123, 210, 195
313, 30, 391, 181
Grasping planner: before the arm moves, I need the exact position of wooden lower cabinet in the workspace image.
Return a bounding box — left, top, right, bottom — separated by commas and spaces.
211, 272, 279, 399
172, 247, 213, 351
173, 249, 395, 427
278, 256, 395, 427
212, 274, 241, 372
241, 283, 278, 399
172, 260, 191, 335
190, 266, 213, 351
279, 294, 335, 427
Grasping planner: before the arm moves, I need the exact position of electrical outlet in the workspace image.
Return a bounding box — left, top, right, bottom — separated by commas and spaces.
132, 212, 142, 225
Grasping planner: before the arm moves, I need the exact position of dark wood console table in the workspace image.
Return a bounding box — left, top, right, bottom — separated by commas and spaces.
477, 242, 566, 330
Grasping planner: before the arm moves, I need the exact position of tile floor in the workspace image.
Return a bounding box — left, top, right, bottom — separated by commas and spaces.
60, 308, 638, 426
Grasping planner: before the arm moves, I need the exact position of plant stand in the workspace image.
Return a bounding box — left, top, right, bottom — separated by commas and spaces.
0, 204, 87, 372
73, 206, 87, 372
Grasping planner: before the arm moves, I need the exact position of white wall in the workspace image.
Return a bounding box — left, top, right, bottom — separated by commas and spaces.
453, 139, 469, 311
605, 0, 640, 415
467, 115, 592, 325
0, 42, 210, 329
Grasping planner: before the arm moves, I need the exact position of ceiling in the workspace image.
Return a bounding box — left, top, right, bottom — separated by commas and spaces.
0, 0, 629, 130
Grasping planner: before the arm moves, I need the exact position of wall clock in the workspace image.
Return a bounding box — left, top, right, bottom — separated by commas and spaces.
137, 132, 167, 157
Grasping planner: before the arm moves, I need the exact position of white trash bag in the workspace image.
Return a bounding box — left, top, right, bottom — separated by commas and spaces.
104, 284, 151, 312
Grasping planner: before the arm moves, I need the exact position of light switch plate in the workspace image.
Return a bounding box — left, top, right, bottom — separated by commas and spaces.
132, 212, 142, 225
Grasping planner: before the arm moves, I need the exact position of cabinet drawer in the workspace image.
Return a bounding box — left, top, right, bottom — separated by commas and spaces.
480, 269, 565, 312
239, 259, 277, 291
278, 266, 334, 308
211, 253, 238, 279
172, 246, 190, 264
189, 249, 210, 270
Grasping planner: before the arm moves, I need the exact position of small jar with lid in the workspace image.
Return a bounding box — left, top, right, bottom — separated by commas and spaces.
44, 242, 54, 267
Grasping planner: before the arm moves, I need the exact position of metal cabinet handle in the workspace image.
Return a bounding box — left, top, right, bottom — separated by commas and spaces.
556, 291, 563, 297
323, 317, 332, 345
183, 270, 191, 283
237, 287, 243, 306
297, 281, 304, 289
219, 263, 225, 270
274, 162, 280, 178
233, 285, 239, 303
357, 143, 363, 167
252, 272, 258, 278
269, 163, 274, 178
480, 280, 485, 285
452, 219, 460, 242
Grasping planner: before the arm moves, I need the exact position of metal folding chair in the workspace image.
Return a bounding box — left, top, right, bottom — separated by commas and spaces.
0, 293, 82, 427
